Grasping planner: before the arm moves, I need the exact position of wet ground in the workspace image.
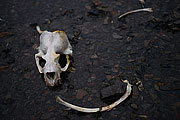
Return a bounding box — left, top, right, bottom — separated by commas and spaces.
0, 0, 180, 120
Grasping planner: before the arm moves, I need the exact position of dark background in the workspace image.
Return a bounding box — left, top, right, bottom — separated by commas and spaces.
0, 0, 179, 120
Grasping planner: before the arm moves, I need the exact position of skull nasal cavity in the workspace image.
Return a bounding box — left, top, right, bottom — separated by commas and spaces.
46, 72, 55, 79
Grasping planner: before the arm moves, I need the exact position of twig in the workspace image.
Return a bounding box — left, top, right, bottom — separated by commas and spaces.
118, 8, 153, 20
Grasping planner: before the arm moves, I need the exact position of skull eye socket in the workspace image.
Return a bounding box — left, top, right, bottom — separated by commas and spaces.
39, 57, 46, 68
58, 54, 67, 68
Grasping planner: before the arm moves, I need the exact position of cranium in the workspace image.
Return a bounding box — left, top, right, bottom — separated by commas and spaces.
35, 26, 72, 86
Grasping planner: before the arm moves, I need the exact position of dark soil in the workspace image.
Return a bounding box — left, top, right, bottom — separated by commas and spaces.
0, 0, 179, 120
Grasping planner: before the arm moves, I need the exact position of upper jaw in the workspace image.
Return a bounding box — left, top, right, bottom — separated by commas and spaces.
44, 72, 61, 87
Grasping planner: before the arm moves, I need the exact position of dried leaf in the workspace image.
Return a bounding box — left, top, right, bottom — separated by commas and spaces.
24, 72, 30, 79
0, 32, 13, 38
0, 66, 9, 72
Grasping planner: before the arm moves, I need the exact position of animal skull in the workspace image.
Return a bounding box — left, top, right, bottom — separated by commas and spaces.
34, 26, 132, 113
35, 26, 72, 86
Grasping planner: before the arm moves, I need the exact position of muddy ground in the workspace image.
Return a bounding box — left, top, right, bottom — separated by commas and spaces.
0, 0, 180, 120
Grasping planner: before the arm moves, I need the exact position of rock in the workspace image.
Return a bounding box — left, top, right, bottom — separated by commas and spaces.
88, 97, 92, 101
128, 59, 135, 63
76, 89, 88, 99
67, 84, 74, 89
0, 32, 13, 38
96, 6, 113, 12
130, 103, 138, 110
92, 0, 101, 6
127, 46, 132, 51
3, 94, 12, 105
154, 84, 160, 91
73, 29, 81, 37
141, 103, 153, 111
103, 17, 109, 24
112, 32, 123, 39
138, 115, 148, 119
61, 111, 68, 116
87, 9, 99, 17
132, 86, 139, 99
144, 40, 151, 47
40, 112, 54, 120
100, 80, 126, 102
0, 66, 9, 72
175, 54, 180, 60
144, 74, 153, 78
91, 54, 98, 59
48, 106, 56, 112
85, 5, 91, 10
90, 74, 96, 81
149, 89, 158, 102
92, 90, 97, 94
113, 64, 119, 73
106, 75, 112, 80
24, 72, 30, 79
32, 44, 38, 50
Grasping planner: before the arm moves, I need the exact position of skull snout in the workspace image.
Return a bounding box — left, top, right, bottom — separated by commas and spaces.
44, 71, 61, 87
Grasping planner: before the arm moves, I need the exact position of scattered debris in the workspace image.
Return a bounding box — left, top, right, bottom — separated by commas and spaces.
118, 8, 153, 20
56, 80, 132, 113
136, 80, 144, 91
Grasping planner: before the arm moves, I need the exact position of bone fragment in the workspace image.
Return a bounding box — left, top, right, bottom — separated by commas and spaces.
118, 8, 153, 19
36, 26, 44, 34
139, 0, 145, 7
139, 0, 145, 5
56, 80, 132, 113
35, 52, 43, 73
136, 80, 144, 91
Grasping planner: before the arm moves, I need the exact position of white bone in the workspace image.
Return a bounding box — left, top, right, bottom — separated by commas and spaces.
139, 0, 145, 7
35, 26, 72, 86
36, 26, 44, 34
56, 80, 132, 113
118, 8, 153, 19
35, 52, 43, 73
139, 0, 145, 5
